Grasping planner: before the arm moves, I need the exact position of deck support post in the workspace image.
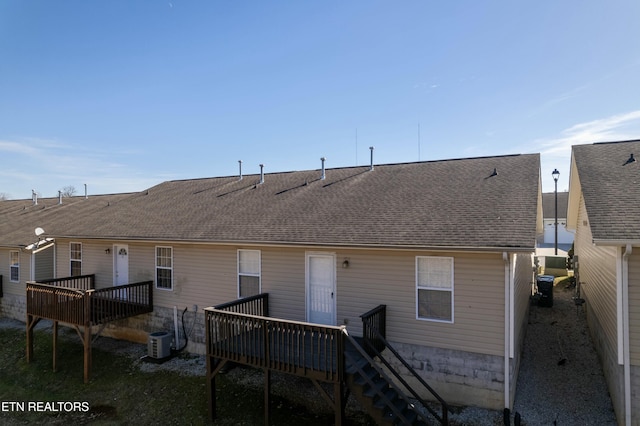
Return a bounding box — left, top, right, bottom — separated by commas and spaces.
264, 368, 271, 426
335, 380, 345, 426
52, 321, 58, 372
83, 324, 91, 383
26, 315, 40, 363
207, 359, 218, 421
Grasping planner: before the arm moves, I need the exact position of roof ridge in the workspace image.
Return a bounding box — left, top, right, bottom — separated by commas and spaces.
165, 153, 534, 184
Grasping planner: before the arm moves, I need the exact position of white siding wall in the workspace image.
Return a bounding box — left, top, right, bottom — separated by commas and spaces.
575, 196, 619, 356
629, 251, 640, 365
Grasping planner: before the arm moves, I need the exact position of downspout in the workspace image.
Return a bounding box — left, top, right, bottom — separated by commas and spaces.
503, 252, 511, 409
622, 244, 632, 426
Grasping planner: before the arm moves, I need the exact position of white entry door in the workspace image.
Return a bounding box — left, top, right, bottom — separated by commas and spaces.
114, 245, 129, 299
306, 253, 336, 325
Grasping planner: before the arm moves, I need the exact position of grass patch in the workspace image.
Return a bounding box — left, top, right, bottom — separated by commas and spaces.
0, 325, 371, 425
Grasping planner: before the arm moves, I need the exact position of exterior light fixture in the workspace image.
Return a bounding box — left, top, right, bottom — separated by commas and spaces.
105, 248, 111, 254
342, 259, 350, 268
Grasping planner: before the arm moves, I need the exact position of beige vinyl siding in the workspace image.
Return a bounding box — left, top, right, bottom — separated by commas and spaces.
0, 248, 31, 295
513, 253, 533, 351
56, 240, 114, 288
630, 251, 640, 365
51, 240, 509, 356
337, 249, 506, 356
33, 247, 54, 281
575, 196, 619, 357
261, 247, 306, 322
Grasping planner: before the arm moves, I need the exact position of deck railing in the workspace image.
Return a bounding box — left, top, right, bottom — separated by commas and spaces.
37, 274, 95, 291
360, 304, 386, 355
360, 304, 449, 425
26, 279, 153, 326
206, 295, 345, 382
26, 282, 87, 325
89, 281, 154, 323
213, 293, 269, 316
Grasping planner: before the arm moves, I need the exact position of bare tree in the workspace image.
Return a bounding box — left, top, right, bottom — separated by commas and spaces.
0, 192, 8, 200
61, 185, 77, 197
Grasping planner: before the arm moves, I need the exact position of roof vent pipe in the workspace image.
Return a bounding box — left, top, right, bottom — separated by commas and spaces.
58, 190, 62, 205
369, 146, 375, 171
320, 157, 326, 180
32, 190, 37, 205
84, 184, 88, 199
238, 160, 243, 180
259, 164, 265, 184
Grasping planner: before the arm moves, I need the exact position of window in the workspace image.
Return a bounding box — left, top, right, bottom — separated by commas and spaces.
156, 246, 173, 290
70, 242, 82, 276
10, 251, 19, 282
416, 256, 454, 322
238, 250, 261, 297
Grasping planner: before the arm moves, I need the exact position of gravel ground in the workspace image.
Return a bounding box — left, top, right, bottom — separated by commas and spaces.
512, 283, 617, 425
0, 284, 618, 425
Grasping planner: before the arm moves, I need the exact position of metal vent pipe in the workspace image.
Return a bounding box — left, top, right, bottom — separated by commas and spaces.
369, 146, 375, 171
320, 157, 326, 180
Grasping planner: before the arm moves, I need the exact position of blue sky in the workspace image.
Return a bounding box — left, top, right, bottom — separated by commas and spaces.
1, 1, 639, 200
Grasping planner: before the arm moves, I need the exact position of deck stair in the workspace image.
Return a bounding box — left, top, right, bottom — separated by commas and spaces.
345, 305, 449, 425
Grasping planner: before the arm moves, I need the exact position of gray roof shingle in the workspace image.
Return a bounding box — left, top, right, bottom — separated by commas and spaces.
572, 140, 640, 242
1, 154, 541, 250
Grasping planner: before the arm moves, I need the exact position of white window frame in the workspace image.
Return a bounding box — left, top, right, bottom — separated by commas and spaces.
10, 251, 19, 282
155, 246, 173, 291
237, 249, 261, 298
416, 256, 454, 323
70, 242, 82, 276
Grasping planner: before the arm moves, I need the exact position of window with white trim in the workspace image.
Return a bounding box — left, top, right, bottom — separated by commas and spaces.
70, 242, 82, 276
238, 249, 261, 298
155, 246, 173, 290
10, 251, 19, 282
416, 256, 454, 322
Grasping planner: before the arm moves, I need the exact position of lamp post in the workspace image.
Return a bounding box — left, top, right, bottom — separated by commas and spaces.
552, 169, 560, 255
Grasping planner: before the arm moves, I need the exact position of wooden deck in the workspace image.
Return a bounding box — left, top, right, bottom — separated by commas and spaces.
26, 275, 153, 383
205, 294, 348, 425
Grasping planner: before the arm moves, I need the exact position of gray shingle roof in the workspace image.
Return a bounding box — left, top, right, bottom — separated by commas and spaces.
572, 140, 640, 242
1, 154, 541, 250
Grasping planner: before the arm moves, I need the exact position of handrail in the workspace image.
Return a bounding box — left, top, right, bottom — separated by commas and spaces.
361, 305, 449, 425
360, 304, 386, 354
343, 329, 430, 425
0, 274, 3, 298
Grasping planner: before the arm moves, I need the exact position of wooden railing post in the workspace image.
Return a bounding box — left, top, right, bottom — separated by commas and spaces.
83, 291, 92, 383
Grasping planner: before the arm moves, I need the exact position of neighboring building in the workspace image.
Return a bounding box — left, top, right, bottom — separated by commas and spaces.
541, 191, 573, 249
567, 140, 640, 426
536, 191, 573, 275
0, 153, 542, 411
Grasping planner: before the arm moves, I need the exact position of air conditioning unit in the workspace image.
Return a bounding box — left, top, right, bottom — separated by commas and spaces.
148, 331, 172, 359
